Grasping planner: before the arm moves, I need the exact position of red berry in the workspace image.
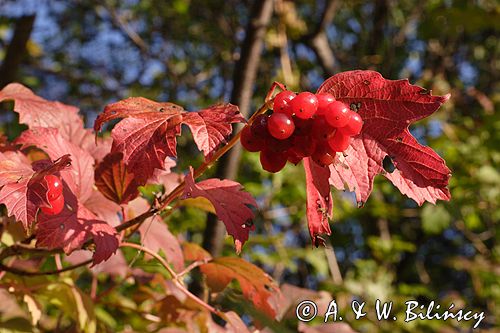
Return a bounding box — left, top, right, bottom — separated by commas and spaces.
250, 114, 271, 138
312, 145, 336, 167
240, 126, 264, 152
293, 117, 314, 136
273, 90, 296, 115
316, 93, 335, 115
260, 149, 287, 173
291, 135, 316, 157
328, 130, 351, 152
286, 150, 303, 165
267, 113, 295, 140
311, 116, 334, 141
339, 111, 363, 136
40, 194, 65, 215
44, 175, 63, 200
267, 136, 293, 153
325, 101, 350, 128
290, 92, 318, 119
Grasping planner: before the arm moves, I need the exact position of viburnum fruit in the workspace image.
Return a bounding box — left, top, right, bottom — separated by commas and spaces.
325, 101, 350, 128
40, 193, 65, 215
240, 126, 264, 152
328, 130, 351, 152
290, 92, 318, 119
260, 149, 287, 173
45, 174, 63, 200
339, 111, 363, 136
40, 174, 65, 215
273, 90, 296, 116
267, 112, 295, 139
241, 89, 363, 172
316, 93, 335, 115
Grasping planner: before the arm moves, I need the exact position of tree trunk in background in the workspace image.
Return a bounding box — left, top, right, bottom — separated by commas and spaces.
201, 0, 274, 256
0, 15, 36, 88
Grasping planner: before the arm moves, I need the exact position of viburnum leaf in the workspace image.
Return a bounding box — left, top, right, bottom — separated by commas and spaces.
303, 158, 332, 247
83, 189, 121, 227
127, 197, 184, 271
0, 83, 100, 152
94, 152, 140, 204
0, 152, 71, 230
316, 70, 451, 205
180, 167, 257, 253
16, 127, 94, 202
200, 257, 281, 318
36, 202, 119, 265
182, 104, 245, 160
94, 97, 244, 182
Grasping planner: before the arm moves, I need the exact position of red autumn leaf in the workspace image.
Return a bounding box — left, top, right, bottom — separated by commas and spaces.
180, 167, 257, 253
94, 97, 244, 181
36, 203, 119, 265
0, 83, 95, 147
316, 70, 451, 205
83, 189, 121, 228
181, 104, 245, 160
200, 257, 281, 318
65, 249, 129, 278
94, 152, 140, 204
0, 152, 71, 230
16, 127, 94, 202
127, 197, 184, 271
139, 217, 184, 271
303, 158, 332, 247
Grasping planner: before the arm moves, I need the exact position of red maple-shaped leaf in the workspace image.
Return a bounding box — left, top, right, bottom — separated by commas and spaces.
0, 83, 99, 152
303, 158, 332, 247
36, 203, 119, 265
182, 104, 245, 160
94, 152, 140, 204
316, 70, 451, 205
200, 257, 281, 318
94, 97, 244, 182
16, 127, 94, 202
0, 152, 71, 230
180, 167, 256, 253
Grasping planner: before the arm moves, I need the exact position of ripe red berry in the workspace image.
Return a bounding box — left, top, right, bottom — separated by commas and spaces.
316, 93, 335, 115
287, 150, 303, 165
325, 101, 350, 128
260, 149, 287, 173
267, 113, 295, 140
273, 90, 296, 115
339, 111, 363, 136
328, 130, 351, 152
291, 135, 316, 157
312, 145, 336, 167
250, 114, 271, 138
44, 175, 63, 200
311, 116, 334, 141
241, 126, 264, 152
293, 117, 314, 136
40, 194, 65, 215
290, 92, 318, 119
267, 136, 293, 153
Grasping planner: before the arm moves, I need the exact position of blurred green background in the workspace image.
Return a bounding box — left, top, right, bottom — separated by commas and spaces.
0, 0, 498, 332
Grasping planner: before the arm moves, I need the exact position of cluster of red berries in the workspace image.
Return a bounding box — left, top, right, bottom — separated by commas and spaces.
40, 175, 64, 215
241, 91, 363, 173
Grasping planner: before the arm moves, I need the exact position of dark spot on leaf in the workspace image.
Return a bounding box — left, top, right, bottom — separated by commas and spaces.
419, 88, 430, 95
396, 137, 403, 143
357, 201, 365, 208
363, 80, 370, 85
110, 110, 116, 115
159, 107, 165, 112
383, 155, 396, 173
